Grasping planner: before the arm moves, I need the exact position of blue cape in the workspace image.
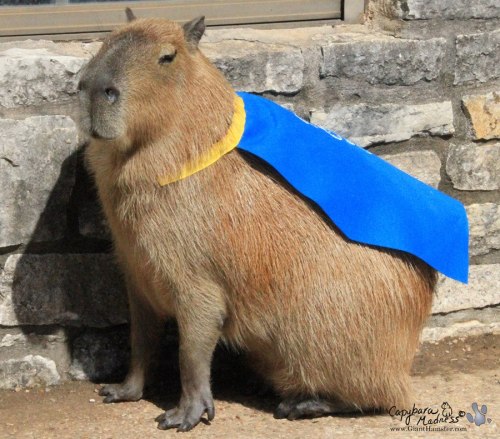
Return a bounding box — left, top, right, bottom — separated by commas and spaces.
236, 92, 469, 283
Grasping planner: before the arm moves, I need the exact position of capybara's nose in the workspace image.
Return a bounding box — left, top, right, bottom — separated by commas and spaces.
104, 86, 120, 104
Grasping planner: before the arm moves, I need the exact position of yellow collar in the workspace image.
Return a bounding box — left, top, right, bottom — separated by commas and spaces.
157, 95, 246, 186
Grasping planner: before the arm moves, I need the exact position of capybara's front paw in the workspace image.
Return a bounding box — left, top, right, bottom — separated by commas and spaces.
98, 383, 143, 403
155, 396, 215, 432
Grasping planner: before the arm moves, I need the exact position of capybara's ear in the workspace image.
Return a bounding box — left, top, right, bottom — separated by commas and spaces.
183, 16, 206, 49
125, 7, 136, 22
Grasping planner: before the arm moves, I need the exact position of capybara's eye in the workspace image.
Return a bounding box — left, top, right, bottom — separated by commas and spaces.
158, 51, 177, 64
104, 87, 119, 103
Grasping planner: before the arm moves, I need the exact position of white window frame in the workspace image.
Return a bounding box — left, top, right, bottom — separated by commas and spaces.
0, 1, 365, 41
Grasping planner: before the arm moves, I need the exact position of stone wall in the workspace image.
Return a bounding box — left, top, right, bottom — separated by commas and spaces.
0, 1, 499, 388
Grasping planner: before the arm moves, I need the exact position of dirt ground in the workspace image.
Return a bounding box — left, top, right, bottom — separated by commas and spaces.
0, 334, 498, 439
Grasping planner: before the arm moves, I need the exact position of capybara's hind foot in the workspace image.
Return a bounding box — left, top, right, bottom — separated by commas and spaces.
99, 382, 142, 403
274, 397, 353, 420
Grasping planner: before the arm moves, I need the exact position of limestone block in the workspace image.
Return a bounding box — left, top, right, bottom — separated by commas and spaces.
462, 92, 500, 140
433, 264, 500, 314
446, 142, 500, 190
454, 30, 500, 85
394, 0, 500, 20
0, 47, 86, 108
321, 37, 446, 85
0, 254, 127, 327
204, 40, 304, 93
466, 203, 500, 256
0, 116, 79, 247
311, 101, 454, 146
381, 151, 441, 188
0, 355, 60, 389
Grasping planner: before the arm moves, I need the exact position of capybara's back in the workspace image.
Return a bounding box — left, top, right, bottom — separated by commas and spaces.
79, 12, 437, 431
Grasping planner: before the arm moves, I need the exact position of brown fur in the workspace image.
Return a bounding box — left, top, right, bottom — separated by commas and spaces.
79, 15, 436, 431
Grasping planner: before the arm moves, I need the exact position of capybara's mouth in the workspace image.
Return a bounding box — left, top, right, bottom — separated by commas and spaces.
90, 128, 116, 141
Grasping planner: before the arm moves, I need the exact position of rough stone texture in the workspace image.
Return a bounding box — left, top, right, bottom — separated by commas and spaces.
203, 25, 336, 47
203, 40, 304, 94
422, 321, 500, 343
393, 0, 500, 20
78, 202, 110, 240
0, 355, 60, 389
0, 328, 67, 359
310, 101, 454, 147
463, 92, 500, 140
427, 305, 500, 327
424, 306, 500, 342
69, 327, 129, 382
381, 151, 441, 188
454, 30, 500, 85
446, 142, 500, 190
0, 48, 87, 108
0, 39, 100, 58
0, 327, 70, 383
0, 333, 62, 350
0, 116, 79, 247
433, 264, 500, 314
321, 37, 446, 85
0, 254, 128, 327
467, 203, 500, 256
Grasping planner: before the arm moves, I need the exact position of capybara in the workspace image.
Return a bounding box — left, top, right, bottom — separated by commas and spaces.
78, 10, 437, 432
442, 402, 453, 418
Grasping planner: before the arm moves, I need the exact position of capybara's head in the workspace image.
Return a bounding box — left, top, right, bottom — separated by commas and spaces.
78, 12, 233, 151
